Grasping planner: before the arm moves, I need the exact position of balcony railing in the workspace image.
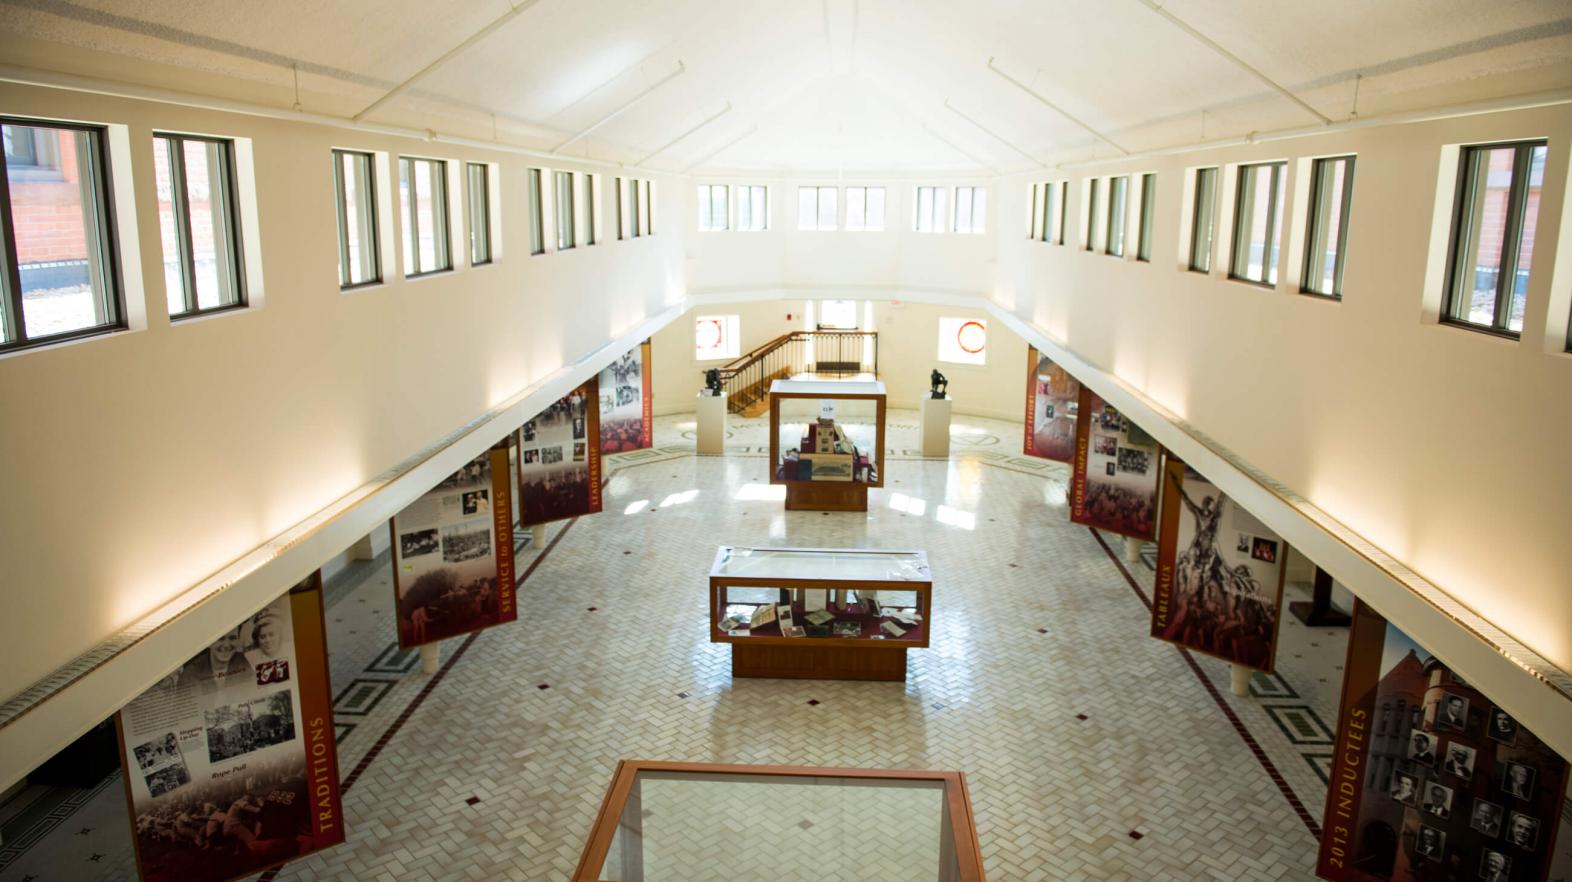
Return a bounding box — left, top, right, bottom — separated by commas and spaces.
709, 330, 877, 414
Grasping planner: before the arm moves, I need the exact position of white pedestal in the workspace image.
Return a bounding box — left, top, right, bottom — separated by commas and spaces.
531, 525, 548, 548
1230, 664, 1252, 697
1124, 536, 1143, 563
420, 642, 440, 674
919, 396, 952, 458
696, 391, 728, 455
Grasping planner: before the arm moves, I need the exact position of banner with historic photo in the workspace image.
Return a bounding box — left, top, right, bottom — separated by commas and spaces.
1069, 387, 1161, 539
389, 441, 516, 649
599, 339, 653, 454
1023, 346, 1079, 463
517, 377, 603, 527
116, 573, 344, 882
1151, 457, 1287, 671
1316, 601, 1569, 882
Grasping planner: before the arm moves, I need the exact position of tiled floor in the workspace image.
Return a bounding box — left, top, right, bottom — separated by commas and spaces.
0, 410, 1482, 882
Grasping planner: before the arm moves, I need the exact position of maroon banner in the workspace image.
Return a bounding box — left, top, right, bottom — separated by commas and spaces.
599, 339, 653, 454
117, 573, 345, 882
1150, 456, 1287, 671
389, 441, 516, 649
1317, 601, 1569, 882
518, 377, 603, 526
1023, 346, 1079, 462
1069, 386, 1160, 540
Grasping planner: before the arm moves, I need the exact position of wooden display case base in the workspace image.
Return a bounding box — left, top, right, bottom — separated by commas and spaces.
784, 482, 868, 512
730, 642, 908, 681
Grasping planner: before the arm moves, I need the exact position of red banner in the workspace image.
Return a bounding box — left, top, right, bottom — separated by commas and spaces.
519, 377, 603, 526
1069, 386, 1160, 540
600, 340, 653, 454
117, 573, 345, 882
1316, 601, 1569, 881
389, 441, 517, 649
1023, 346, 1079, 463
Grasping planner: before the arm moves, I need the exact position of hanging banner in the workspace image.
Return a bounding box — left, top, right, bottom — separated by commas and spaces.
117, 573, 344, 882
1069, 387, 1161, 539
389, 441, 516, 649
518, 377, 602, 527
1023, 346, 1080, 463
599, 339, 653, 454
1316, 601, 1569, 882
1150, 457, 1287, 671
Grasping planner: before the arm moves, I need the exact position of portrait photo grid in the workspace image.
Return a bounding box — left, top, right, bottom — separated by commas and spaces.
1070, 387, 1161, 540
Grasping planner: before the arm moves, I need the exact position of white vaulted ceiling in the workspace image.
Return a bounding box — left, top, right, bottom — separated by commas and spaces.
2, 0, 1570, 174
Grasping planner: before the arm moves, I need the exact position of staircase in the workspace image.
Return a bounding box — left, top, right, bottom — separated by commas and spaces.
710, 330, 878, 416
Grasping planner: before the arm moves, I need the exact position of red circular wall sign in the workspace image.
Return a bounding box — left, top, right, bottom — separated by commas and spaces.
956, 320, 986, 354
696, 319, 723, 351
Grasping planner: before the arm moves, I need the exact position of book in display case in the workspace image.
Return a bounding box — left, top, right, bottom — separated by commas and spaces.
709, 546, 931, 681
768, 378, 886, 511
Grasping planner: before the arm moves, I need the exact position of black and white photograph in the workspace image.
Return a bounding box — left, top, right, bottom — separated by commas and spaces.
1098, 407, 1123, 432
1436, 692, 1470, 731
1505, 812, 1539, 850
1414, 824, 1446, 862
1470, 798, 1504, 837
542, 445, 564, 465
1104, 461, 1116, 477
522, 448, 540, 465
1093, 434, 1117, 455
440, 520, 492, 564
1500, 762, 1535, 800
1389, 770, 1420, 806
1421, 780, 1453, 819
573, 441, 586, 461
572, 417, 586, 439
1486, 706, 1519, 745
134, 733, 182, 772
1250, 536, 1278, 563
400, 528, 439, 558
1407, 730, 1436, 765
461, 489, 489, 516
1478, 848, 1511, 882
203, 689, 296, 763
1443, 742, 1476, 779
521, 420, 536, 442
1236, 533, 1251, 553
1115, 446, 1150, 475
143, 763, 191, 798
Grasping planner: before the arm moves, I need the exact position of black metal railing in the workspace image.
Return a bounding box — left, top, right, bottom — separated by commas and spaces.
709, 330, 878, 414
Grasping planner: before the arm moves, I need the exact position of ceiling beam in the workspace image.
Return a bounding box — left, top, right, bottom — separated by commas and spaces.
943, 99, 1046, 169
635, 102, 733, 166
1133, 0, 1332, 125
986, 58, 1129, 156
551, 62, 687, 154
680, 126, 759, 173
353, 0, 549, 123
920, 125, 1000, 176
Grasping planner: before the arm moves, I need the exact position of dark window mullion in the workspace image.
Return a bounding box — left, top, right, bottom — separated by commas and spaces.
221, 139, 247, 306
1333, 157, 1355, 297
333, 153, 351, 287
1230, 167, 1249, 277
167, 137, 200, 315
1263, 164, 1281, 283
1445, 150, 1481, 323
1494, 145, 1531, 332
0, 155, 26, 344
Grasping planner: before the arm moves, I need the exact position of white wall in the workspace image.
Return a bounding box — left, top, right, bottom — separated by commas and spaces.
992, 102, 1572, 675
0, 81, 687, 701
651, 299, 1026, 420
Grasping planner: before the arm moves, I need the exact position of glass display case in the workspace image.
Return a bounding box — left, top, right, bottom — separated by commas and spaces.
709, 546, 931, 681
572, 761, 986, 882
768, 379, 886, 511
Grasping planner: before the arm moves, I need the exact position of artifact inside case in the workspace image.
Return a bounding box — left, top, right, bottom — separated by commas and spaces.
716, 585, 925, 642
774, 398, 879, 484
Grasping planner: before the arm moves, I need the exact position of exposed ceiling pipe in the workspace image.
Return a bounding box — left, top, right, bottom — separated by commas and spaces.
353, 0, 549, 123
1052, 87, 1572, 171
550, 61, 687, 153
986, 57, 1129, 156
681, 126, 759, 173
1134, 0, 1331, 125
635, 102, 733, 166
943, 99, 1047, 169
920, 125, 1000, 175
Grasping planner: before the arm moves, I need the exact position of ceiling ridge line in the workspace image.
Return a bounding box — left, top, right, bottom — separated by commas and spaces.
352, 0, 550, 123
985, 57, 1129, 156
550, 61, 687, 154
636, 102, 732, 167
943, 99, 1046, 169
919, 125, 1000, 176
1134, 0, 1332, 126
681, 126, 760, 173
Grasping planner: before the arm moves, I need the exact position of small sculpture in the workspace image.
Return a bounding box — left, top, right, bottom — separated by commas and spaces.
929, 369, 948, 400
704, 368, 723, 396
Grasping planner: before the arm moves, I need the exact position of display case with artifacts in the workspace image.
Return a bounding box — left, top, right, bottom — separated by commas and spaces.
768, 379, 887, 511
709, 546, 931, 681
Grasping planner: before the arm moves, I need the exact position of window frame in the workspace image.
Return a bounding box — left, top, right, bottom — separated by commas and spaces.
0, 117, 126, 351
528, 168, 546, 255
1189, 166, 1219, 273
466, 161, 491, 267
1228, 161, 1287, 288
914, 185, 947, 233
332, 148, 382, 290
1441, 140, 1547, 338
583, 172, 597, 246
398, 155, 452, 277
554, 169, 576, 251
845, 186, 886, 232
156, 131, 248, 320
798, 186, 838, 231
698, 183, 729, 232
736, 185, 768, 232
693, 313, 740, 361
1300, 155, 1356, 299
1085, 178, 1101, 252
1106, 175, 1129, 257
1136, 173, 1155, 262
953, 185, 986, 234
